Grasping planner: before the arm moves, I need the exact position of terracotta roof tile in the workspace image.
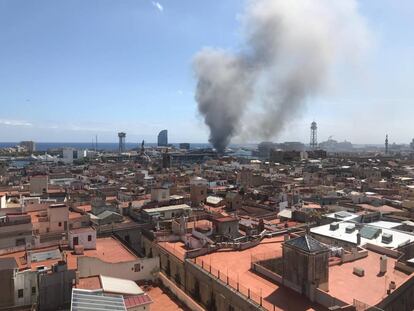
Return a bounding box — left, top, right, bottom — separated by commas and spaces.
124, 294, 153, 308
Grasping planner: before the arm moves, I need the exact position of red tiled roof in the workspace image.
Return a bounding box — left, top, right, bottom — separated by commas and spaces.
76, 276, 102, 290
124, 294, 153, 308
77, 204, 92, 212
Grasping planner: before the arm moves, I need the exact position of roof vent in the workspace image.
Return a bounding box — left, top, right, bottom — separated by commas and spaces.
380, 255, 387, 274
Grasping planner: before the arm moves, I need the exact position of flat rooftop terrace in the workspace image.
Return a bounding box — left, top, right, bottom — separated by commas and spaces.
66, 237, 138, 269
145, 285, 188, 311
311, 221, 414, 249
328, 250, 412, 306
195, 236, 325, 311
0, 236, 139, 271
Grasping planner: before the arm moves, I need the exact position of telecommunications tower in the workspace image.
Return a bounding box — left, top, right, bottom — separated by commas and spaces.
310, 121, 318, 150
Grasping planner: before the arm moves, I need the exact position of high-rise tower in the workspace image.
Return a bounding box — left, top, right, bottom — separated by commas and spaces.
158, 130, 168, 147
310, 121, 318, 150
118, 132, 126, 153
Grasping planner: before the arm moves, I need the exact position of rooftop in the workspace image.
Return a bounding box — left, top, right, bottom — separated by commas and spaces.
67, 237, 138, 270
311, 221, 414, 249
328, 250, 412, 306
357, 204, 402, 214
0, 246, 63, 271
142, 204, 191, 214
71, 289, 126, 311
206, 196, 223, 205
100, 275, 144, 296
284, 235, 329, 254
213, 216, 238, 223
124, 294, 153, 308
325, 211, 360, 222
76, 276, 102, 290
145, 286, 186, 311
69, 227, 95, 234
196, 236, 323, 311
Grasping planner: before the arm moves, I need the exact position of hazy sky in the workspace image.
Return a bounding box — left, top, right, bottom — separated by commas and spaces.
0, 0, 413, 144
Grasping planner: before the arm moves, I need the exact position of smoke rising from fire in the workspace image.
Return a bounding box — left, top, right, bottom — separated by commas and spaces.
193, 0, 370, 153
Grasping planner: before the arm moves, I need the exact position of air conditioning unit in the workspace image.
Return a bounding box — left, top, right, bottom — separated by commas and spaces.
382, 233, 393, 244
346, 225, 356, 233
330, 222, 339, 231
36, 266, 48, 272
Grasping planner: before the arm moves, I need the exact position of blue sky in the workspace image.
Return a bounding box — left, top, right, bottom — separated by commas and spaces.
0, 0, 413, 144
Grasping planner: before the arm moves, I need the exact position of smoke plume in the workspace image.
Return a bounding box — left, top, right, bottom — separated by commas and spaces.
193, 0, 370, 153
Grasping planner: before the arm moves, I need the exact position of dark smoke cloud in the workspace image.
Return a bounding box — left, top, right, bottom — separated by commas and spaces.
193, 50, 256, 153
193, 0, 370, 153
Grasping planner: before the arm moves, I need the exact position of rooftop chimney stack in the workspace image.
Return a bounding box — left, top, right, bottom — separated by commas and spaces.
357, 232, 361, 245
380, 255, 388, 274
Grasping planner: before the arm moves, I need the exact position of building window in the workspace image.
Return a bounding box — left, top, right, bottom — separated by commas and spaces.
16, 238, 25, 246
88, 235, 92, 242
18, 289, 23, 298
134, 263, 141, 272
58, 222, 62, 227
32, 287, 36, 295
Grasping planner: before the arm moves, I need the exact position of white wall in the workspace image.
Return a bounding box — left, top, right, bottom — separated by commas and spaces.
0, 195, 6, 208
151, 188, 170, 202
69, 230, 96, 249
14, 270, 38, 307
78, 256, 159, 281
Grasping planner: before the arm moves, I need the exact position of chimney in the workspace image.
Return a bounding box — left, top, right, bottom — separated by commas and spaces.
26, 251, 31, 267
356, 232, 361, 245
75, 271, 80, 285
380, 255, 387, 274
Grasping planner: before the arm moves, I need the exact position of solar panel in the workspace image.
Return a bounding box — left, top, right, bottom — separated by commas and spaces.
335, 211, 352, 218
360, 226, 381, 240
